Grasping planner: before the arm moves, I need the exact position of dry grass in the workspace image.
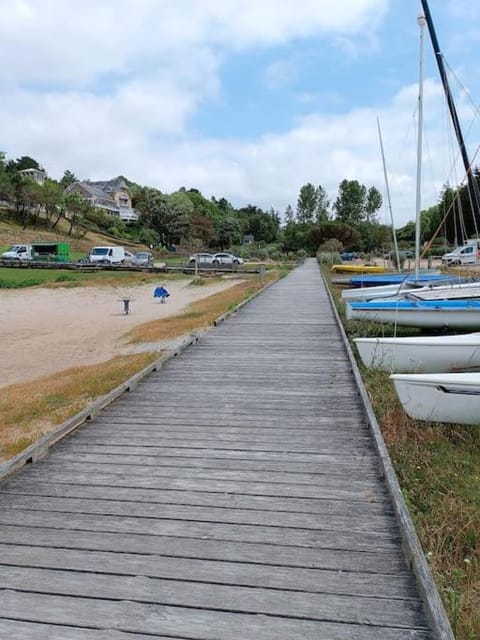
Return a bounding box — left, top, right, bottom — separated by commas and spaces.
126, 271, 280, 343
363, 369, 480, 639
0, 352, 157, 463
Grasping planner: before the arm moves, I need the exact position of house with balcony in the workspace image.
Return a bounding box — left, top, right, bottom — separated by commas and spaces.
65, 176, 138, 222
19, 167, 47, 185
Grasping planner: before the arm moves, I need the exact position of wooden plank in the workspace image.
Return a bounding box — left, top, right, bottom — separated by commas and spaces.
46, 450, 379, 476
0, 591, 431, 640
0, 565, 427, 628
0, 509, 400, 552
5, 468, 388, 502
18, 459, 380, 488
0, 494, 397, 533
51, 442, 378, 465
0, 544, 417, 599
0, 525, 408, 574
0, 480, 391, 516
0, 620, 172, 640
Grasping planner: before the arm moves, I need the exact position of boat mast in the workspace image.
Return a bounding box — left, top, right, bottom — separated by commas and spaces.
377, 117, 401, 272
415, 13, 425, 278
420, 0, 480, 231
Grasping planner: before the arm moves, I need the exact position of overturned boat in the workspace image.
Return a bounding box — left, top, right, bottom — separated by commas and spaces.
355, 332, 480, 372
346, 299, 480, 330
390, 372, 480, 424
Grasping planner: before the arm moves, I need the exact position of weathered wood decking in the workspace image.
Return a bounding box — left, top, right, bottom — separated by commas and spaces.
0, 260, 440, 638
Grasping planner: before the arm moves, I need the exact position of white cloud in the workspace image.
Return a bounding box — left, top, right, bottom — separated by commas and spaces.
4, 0, 478, 229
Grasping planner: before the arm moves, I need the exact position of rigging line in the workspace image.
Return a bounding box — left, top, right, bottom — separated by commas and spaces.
444, 101, 469, 244
438, 87, 480, 240
443, 58, 480, 123
423, 141, 480, 255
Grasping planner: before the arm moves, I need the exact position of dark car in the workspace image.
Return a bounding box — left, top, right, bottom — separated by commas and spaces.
340, 252, 358, 261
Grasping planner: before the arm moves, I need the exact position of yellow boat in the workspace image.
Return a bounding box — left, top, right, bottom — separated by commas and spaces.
331, 264, 386, 274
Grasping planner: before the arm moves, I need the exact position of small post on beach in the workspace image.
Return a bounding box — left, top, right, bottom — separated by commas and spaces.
118, 297, 133, 315
259, 263, 265, 285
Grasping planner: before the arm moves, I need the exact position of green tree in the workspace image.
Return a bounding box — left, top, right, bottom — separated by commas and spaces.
13, 155, 42, 171
296, 182, 317, 223
135, 188, 193, 246
333, 179, 366, 225
214, 215, 243, 248
364, 186, 382, 223
284, 204, 294, 224
190, 213, 215, 246
64, 192, 92, 236
41, 180, 64, 226
60, 170, 78, 189
315, 185, 330, 222
306, 221, 361, 254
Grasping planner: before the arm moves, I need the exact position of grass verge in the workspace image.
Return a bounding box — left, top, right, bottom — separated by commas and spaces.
0, 353, 158, 463
0, 267, 184, 289
324, 267, 480, 640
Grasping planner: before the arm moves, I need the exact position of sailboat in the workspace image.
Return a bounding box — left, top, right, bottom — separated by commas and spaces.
347, 4, 480, 332
355, 332, 480, 373
346, 298, 480, 329
390, 372, 480, 425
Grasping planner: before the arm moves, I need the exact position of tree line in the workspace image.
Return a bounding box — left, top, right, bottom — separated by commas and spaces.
2, 149, 477, 255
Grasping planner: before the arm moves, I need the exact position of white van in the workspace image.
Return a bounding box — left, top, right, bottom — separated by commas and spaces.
1, 244, 33, 260
89, 246, 126, 264
441, 240, 480, 266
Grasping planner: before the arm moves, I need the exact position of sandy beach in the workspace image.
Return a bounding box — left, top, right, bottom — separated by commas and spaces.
0, 278, 237, 389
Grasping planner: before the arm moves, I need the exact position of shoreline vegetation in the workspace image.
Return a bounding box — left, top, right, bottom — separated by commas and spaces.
323, 265, 479, 640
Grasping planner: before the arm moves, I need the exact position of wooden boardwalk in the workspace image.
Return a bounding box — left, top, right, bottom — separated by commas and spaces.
0, 259, 436, 639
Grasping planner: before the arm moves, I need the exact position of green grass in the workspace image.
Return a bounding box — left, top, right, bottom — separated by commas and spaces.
0, 267, 185, 289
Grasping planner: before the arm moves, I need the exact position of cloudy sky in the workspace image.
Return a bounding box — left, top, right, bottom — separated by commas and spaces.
2, 0, 480, 226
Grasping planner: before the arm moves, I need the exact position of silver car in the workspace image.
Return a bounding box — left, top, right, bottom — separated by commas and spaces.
212, 253, 244, 266
132, 252, 154, 266
189, 253, 214, 266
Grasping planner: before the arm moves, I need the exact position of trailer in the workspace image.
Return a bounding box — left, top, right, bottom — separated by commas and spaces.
31, 242, 70, 263
1, 242, 70, 262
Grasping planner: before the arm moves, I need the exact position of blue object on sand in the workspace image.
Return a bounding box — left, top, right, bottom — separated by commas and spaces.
154, 286, 170, 302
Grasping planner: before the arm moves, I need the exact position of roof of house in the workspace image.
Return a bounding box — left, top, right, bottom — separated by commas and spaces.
86, 176, 129, 192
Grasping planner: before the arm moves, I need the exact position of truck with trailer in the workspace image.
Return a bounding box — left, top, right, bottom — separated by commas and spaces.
1, 242, 70, 262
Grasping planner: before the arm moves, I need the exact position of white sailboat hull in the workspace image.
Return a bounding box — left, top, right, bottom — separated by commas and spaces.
342, 280, 480, 303
346, 305, 480, 329
342, 284, 411, 301
391, 372, 480, 424
355, 333, 480, 372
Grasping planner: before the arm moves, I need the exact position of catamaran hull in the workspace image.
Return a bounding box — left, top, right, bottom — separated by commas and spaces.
391, 372, 480, 424
355, 333, 480, 372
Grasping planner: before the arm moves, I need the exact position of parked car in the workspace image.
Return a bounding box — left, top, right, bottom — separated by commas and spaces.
189, 253, 215, 266
124, 250, 135, 265
212, 253, 244, 266
89, 246, 126, 264
340, 252, 358, 261
384, 250, 414, 260
132, 251, 154, 266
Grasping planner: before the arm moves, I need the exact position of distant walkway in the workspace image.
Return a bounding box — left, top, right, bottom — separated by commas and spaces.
0, 259, 434, 638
